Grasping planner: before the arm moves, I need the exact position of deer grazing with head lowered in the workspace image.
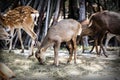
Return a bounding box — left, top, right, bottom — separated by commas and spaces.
35, 19, 82, 66
0, 6, 39, 57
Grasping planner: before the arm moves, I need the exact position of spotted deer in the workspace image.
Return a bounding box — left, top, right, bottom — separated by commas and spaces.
0, 6, 39, 57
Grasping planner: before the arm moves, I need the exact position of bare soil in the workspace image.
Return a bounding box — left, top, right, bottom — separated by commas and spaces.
0, 47, 120, 80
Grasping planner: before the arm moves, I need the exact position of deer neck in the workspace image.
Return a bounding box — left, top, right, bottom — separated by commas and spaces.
40, 37, 54, 52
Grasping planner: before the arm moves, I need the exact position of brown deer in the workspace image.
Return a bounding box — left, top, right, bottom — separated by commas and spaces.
0, 6, 39, 57
87, 11, 120, 57
35, 19, 82, 66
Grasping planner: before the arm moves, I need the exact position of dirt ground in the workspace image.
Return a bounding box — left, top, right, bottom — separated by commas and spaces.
0, 47, 120, 80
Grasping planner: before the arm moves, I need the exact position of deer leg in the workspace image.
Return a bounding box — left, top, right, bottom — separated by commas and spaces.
81, 37, 85, 53
72, 37, 77, 64
53, 41, 60, 66
28, 40, 35, 58
99, 35, 108, 57
17, 29, 24, 53
23, 27, 37, 57
9, 28, 14, 53
89, 39, 95, 53
100, 43, 108, 57
23, 27, 37, 40
90, 38, 101, 55
66, 41, 74, 64
90, 45, 95, 53
94, 38, 100, 56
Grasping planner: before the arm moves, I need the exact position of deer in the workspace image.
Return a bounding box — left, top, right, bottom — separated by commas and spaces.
87, 11, 120, 57
0, 6, 39, 57
35, 19, 82, 66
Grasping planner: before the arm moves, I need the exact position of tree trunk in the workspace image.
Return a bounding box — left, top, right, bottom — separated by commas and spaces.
52, 0, 61, 25
44, 0, 51, 37
79, 0, 86, 21
20, 0, 25, 6
33, 0, 39, 9
68, 0, 79, 19
36, 0, 48, 41
26, 0, 33, 6
79, 0, 89, 49
62, 0, 66, 19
